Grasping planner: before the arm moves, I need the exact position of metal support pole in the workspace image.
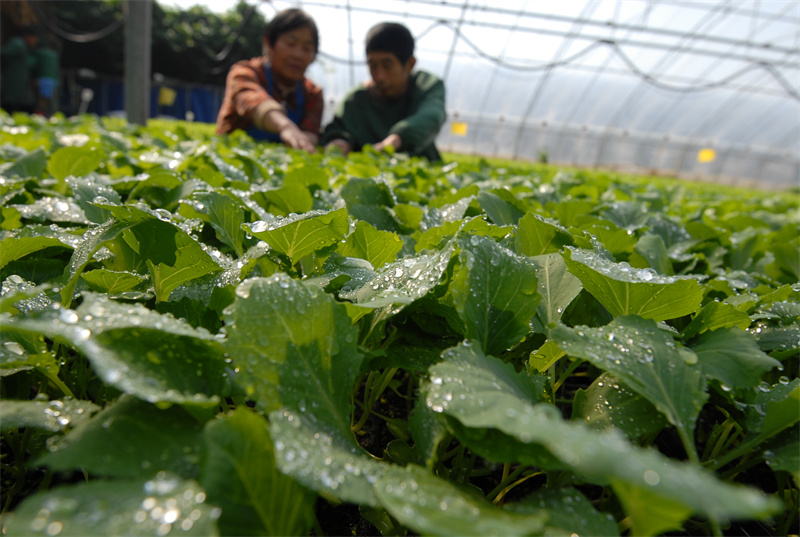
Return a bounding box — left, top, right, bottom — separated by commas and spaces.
125, 0, 152, 125
443, 1, 469, 81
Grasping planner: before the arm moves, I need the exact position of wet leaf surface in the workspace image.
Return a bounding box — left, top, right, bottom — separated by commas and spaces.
375, 464, 547, 537
245, 208, 349, 264
507, 487, 620, 536
1, 294, 232, 406
552, 316, 708, 451
530, 253, 582, 333
0, 398, 99, 433
3, 473, 219, 536
452, 235, 540, 355
224, 275, 363, 436
690, 327, 781, 387
564, 247, 704, 321
38, 397, 203, 478
0, 115, 795, 537
201, 408, 315, 536
424, 342, 780, 523
572, 372, 669, 441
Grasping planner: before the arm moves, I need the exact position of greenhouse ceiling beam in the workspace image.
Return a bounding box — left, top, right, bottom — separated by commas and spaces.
442, 0, 469, 79
416, 52, 792, 99
452, 24, 796, 66
657, 0, 797, 25
596, 0, 732, 170
410, 0, 798, 54
772, 122, 800, 149
554, 0, 631, 161
509, 0, 602, 160
313, 0, 799, 56
634, 1, 799, 152
471, 0, 532, 153
299, 2, 798, 65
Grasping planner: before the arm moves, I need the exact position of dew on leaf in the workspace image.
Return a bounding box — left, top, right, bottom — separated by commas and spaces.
644, 470, 661, 486
4, 341, 25, 355
250, 221, 268, 233
154, 209, 171, 221
58, 309, 79, 324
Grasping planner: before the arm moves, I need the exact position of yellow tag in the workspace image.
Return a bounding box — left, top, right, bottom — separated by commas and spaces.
158, 87, 177, 106
697, 148, 716, 163
451, 122, 468, 136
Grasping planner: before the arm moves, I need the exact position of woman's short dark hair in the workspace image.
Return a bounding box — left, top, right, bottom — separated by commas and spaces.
264, 8, 319, 53
365, 22, 414, 64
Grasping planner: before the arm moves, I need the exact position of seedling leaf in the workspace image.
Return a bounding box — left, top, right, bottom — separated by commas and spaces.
2, 474, 218, 536
424, 342, 780, 523
245, 208, 349, 264
452, 235, 540, 355
201, 407, 315, 536
47, 146, 105, 181
552, 316, 708, 456
530, 253, 582, 333
38, 397, 203, 479
339, 220, 403, 269
564, 247, 704, 321
691, 328, 781, 387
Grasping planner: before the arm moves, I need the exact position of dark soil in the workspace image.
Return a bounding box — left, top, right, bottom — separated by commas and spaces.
313, 499, 380, 536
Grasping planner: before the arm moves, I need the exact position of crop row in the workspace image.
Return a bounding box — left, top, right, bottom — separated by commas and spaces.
0, 113, 798, 536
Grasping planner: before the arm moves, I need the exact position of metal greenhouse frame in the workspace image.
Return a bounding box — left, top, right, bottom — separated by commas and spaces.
285, 0, 799, 189
14, 0, 799, 188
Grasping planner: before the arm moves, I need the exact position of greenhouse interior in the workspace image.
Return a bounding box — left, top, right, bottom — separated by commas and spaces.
301, 0, 800, 190
4, 0, 800, 189
3, 0, 799, 189
2, 2, 799, 537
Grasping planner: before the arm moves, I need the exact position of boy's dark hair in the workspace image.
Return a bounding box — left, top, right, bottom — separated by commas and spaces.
264, 8, 319, 53
365, 22, 414, 64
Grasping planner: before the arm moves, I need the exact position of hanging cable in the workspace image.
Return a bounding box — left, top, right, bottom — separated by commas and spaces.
441, 18, 800, 101
181, 1, 278, 76
318, 16, 800, 102
632, 0, 734, 136
605, 40, 800, 101
296, 0, 798, 56
553, 0, 629, 162
27, 0, 124, 43
511, 0, 600, 159
315, 19, 606, 69
30, 0, 266, 75
173, 0, 264, 65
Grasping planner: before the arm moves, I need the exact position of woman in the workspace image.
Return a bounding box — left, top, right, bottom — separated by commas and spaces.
216, 9, 322, 152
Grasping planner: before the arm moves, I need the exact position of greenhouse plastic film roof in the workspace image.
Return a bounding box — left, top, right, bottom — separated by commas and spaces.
285, 0, 799, 188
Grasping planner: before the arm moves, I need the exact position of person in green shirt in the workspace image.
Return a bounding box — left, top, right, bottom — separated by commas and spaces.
321, 22, 446, 161
33, 46, 60, 117
1, 26, 39, 114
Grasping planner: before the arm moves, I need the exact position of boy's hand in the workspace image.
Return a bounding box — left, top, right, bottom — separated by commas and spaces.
325, 139, 351, 155
373, 133, 402, 153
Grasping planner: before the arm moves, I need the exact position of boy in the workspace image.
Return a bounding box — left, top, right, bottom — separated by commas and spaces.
321, 22, 446, 161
